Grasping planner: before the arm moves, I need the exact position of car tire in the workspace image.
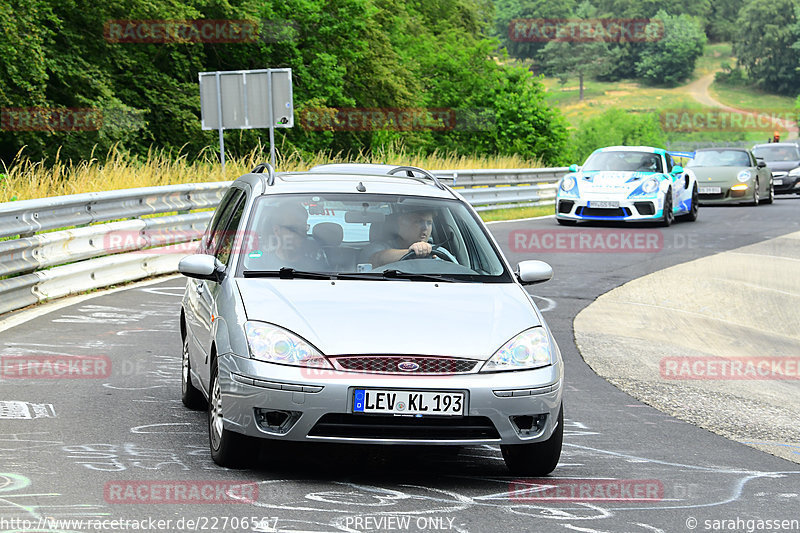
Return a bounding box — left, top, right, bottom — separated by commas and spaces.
659, 189, 674, 227
677, 184, 698, 222
208, 358, 254, 467
750, 180, 759, 206
556, 218, 577, 226
181, 333, 206, 410
763, 180, 774, 204
500, 404, 563, 476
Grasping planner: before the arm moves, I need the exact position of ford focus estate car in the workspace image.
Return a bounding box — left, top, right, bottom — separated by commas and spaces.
178, 164, 563, 475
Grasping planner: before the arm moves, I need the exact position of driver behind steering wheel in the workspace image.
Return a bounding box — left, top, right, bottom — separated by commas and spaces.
368, 207, 436, 267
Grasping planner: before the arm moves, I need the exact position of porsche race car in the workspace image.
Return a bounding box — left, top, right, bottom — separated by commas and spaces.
555, 146, 698, 226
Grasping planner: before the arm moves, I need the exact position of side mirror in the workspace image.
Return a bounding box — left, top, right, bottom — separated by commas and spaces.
516, 260, 553, 285
568, 164, 579, 172
757, 160, 766, 168
671, 165, 684, 174
179, 254, 224, 282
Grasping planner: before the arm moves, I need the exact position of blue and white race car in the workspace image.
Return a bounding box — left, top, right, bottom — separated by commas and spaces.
555, 146, 698, 226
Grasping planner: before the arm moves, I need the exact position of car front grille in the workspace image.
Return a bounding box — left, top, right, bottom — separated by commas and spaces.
332, 356, 478, 374
578, 207, 631, 217
308, 413, 500, 440
699, 192, 725, 200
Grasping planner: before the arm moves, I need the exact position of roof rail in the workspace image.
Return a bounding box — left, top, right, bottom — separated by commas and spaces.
251, 162, 276, 186
386, 166, 446, 190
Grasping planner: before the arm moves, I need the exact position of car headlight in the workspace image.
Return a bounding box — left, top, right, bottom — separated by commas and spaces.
560, 176, 576, 192
737, 170, 752, 182
480, 327, 554, 372
788, 167, 800, 177
642, 178, 659, 194
244, 321, 332, 368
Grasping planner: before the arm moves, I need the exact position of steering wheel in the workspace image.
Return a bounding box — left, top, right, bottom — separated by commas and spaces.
398, 245, 456, 262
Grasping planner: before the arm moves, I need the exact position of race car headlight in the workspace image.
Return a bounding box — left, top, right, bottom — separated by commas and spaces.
788, 167, 800, 177
642, 178, 659, 194
560, 176, 577, 192
737, 170, 752, 182
480, 327, 554, 372
244, 321, 332, 368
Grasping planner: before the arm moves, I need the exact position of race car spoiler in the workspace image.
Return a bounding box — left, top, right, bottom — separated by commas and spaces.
668, 151, 695, 159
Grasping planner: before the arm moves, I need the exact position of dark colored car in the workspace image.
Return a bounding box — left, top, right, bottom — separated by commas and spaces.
751, 143, 800, 195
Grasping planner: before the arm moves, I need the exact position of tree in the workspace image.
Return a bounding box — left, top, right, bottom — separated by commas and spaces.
635, 10, 706, 86
706, 0, 741, 42
492, 0, 577, 61
569, 108, 666, 163
537, 3, 610, 101
733, 0, 800, 96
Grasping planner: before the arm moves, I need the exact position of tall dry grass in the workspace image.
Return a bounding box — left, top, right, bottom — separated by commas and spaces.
0, 142, 543, 203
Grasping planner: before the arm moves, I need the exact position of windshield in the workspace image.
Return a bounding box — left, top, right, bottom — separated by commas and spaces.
235, 193, 510, 282
752, 145, 800, 162
687, 150, 751, 167
582, 151, 663, 173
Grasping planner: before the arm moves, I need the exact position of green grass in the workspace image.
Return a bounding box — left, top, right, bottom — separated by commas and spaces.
479, 204, 553, 222
693, 42, 733, 78
708, 83, 797, 114
537, 42, 794, 143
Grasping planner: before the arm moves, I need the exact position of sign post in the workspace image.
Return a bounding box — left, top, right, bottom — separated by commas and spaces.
199, 68, 293, 169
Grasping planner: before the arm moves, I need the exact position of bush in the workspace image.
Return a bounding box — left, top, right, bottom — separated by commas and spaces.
635, 11, 707, 86
714, 62, 749, 86
569, 108, 666, 163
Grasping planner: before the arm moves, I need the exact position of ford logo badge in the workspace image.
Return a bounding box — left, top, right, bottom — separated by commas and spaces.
397, 361, 419, 372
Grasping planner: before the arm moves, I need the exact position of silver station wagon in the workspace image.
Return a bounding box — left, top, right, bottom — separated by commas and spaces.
178, 164, 563, 475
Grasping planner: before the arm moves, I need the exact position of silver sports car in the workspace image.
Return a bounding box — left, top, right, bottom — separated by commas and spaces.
178, 164, 563, 475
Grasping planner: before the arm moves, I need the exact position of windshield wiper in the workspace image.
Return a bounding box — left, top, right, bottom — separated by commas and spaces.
377, 269, 457, 282
243, 268, 334, 280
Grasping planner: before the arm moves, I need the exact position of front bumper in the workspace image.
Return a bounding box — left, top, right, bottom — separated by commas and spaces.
771, 172, 800, 194
698, 184, 754, 204
556, 194, 664, 222
217, 352, 563, 445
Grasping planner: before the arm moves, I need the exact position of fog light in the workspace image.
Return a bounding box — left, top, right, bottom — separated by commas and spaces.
254, 409, 301, 434
731, 183, 748, 191
510, 413, 548, 437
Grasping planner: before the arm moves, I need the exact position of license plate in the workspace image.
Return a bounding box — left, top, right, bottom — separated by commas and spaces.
590, 201, 619, 208
773, 179, 783, 185
353, 389, 465, 416
699, 187, 721, 194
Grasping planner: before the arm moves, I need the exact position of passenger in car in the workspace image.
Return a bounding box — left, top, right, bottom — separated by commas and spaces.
252, 203, 323, 270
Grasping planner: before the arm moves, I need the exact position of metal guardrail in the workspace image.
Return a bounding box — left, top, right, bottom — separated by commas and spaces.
0, 168, 565, 316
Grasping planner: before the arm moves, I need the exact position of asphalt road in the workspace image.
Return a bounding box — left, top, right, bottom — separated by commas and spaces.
1, 196, 799, 533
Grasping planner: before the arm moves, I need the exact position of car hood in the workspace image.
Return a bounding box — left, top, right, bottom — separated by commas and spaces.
577, 170, 661, 194
236, 279, 540, 359
688, 166, 748, 183
763, 160, 800, 172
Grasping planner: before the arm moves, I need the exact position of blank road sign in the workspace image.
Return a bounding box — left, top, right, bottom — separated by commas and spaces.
200, 69, 293, 130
